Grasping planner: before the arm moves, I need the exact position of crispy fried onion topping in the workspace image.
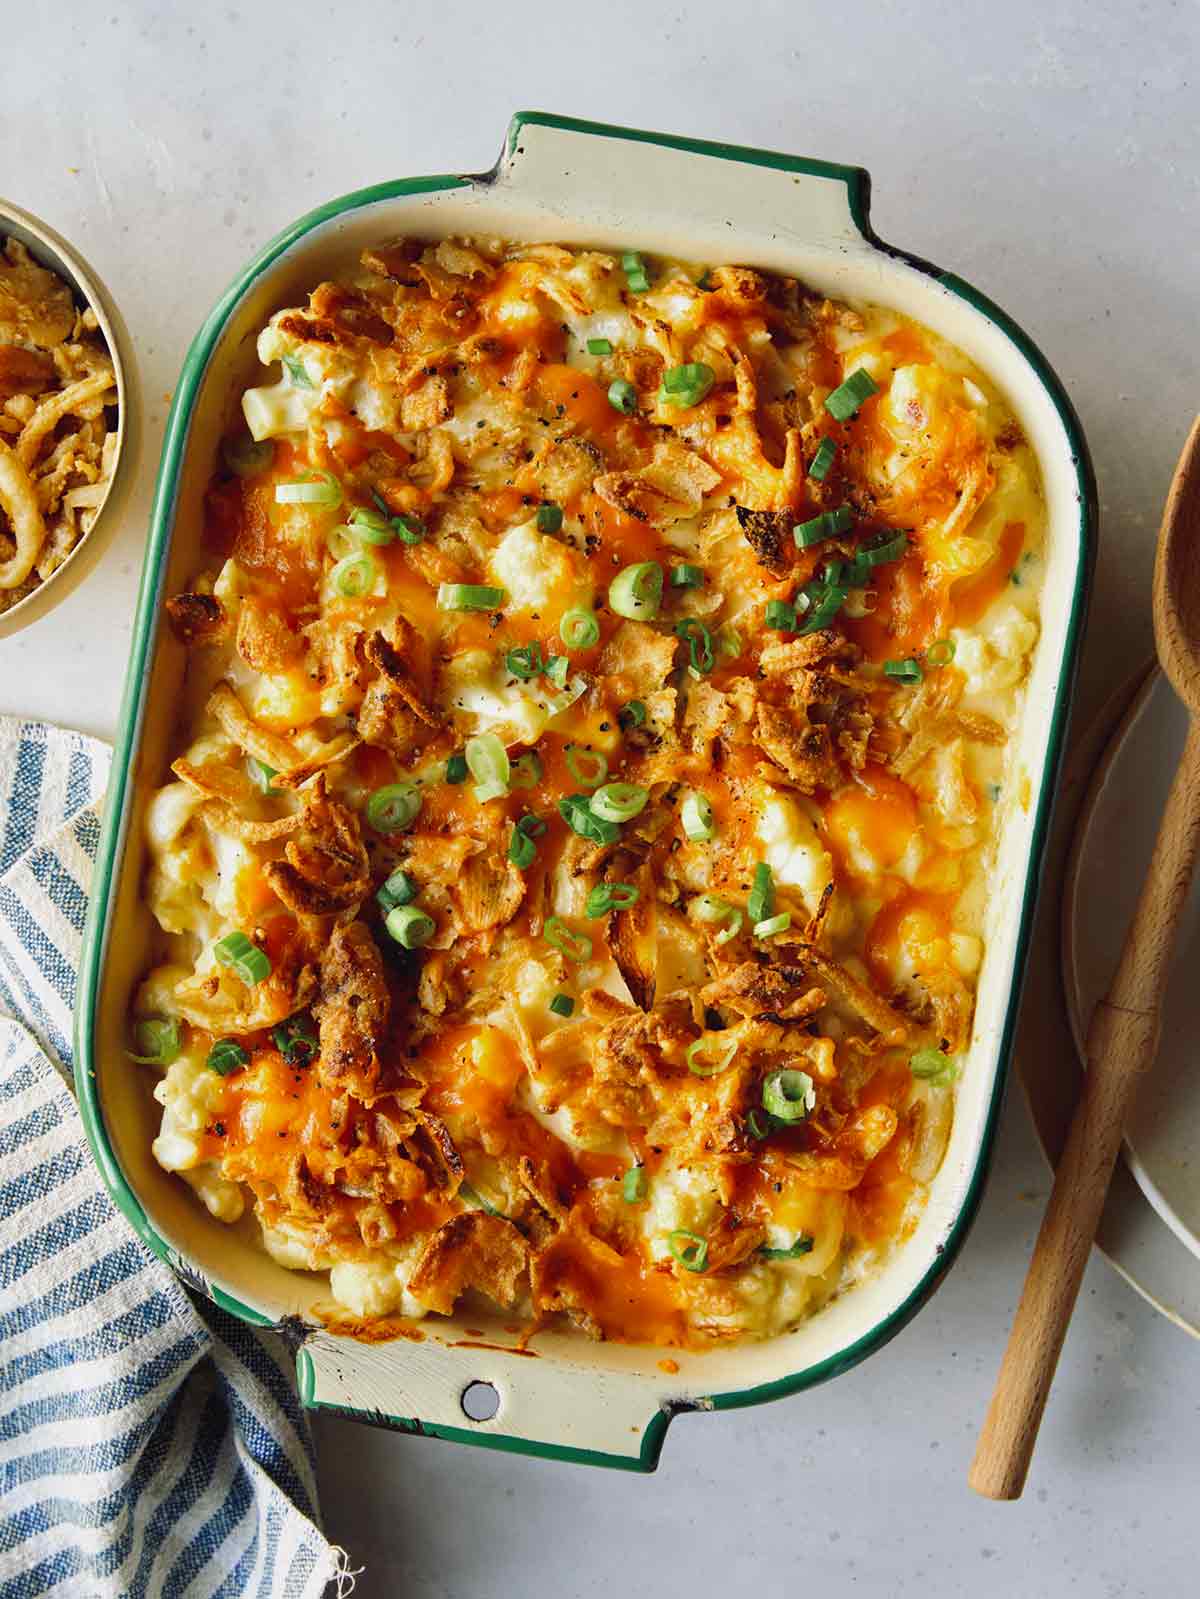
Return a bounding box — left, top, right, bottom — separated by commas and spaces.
407, 1212, 530, 1315
264, 775, 370, 917
313, 920, 391, 1100
0, 438, 46, 588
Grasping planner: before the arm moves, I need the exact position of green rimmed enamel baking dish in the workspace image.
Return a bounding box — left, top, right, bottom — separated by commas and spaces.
76, 111, 1096, 1471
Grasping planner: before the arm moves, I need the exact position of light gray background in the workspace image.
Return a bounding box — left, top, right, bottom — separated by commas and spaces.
7, 2, 1199, 1593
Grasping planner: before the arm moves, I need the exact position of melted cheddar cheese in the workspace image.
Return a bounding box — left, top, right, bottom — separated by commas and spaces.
131, 236, 1043, 1347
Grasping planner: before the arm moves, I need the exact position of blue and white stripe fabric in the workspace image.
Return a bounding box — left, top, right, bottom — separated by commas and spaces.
0, 720, 346, 1598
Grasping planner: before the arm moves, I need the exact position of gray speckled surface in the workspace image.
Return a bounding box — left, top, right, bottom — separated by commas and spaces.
9, 0, 1198, 1591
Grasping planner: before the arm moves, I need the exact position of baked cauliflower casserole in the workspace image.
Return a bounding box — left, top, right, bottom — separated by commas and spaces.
131, 236, 1043, 1348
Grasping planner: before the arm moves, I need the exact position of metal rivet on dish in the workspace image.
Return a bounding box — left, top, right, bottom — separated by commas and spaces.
460, 1380, 500, 1422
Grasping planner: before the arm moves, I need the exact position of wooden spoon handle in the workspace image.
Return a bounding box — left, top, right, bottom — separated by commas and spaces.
969, 715, 1200, 1501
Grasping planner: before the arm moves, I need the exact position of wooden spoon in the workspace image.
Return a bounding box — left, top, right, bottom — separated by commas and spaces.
970, 415, 1200, 1501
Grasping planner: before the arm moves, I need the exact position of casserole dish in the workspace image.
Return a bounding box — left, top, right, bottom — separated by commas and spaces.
77, 112, 1095, 1470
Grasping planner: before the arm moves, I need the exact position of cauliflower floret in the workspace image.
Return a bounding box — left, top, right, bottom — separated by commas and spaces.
181, 1164, 244, 1224
486, 520, 592, 616
953, 603, 1039, 698
152, 1052, 228, 1172
755, 788, 833, 917
329, 1241, 431, 1320
641, 1163, 722, 1264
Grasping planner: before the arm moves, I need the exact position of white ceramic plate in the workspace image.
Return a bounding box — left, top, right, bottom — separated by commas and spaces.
1016, 663, 1200, 1340
1064, 667, 1200, 1261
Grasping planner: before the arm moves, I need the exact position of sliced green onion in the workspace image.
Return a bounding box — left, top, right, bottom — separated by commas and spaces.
761, 1068, 815, 1123
808, 437, 838, 482
680, 791, 715, 842
621, 251, 650, 293
385, 904, 435, 950
590, 782, 649, 823
607, 378, 638, 415
223, 434, 275, 479
793, 505, 855, 548
326, 525, 358, 562
560, 608, 600, 650
858, 530, 908, 567
275, 471, 341, 506
686, 1035, 739, 1079
366, 782, 422, 833
824, 367, 879, 421
445, 753, 468, 784
509, 752, 543, 789
207, 1039, 248, 1076
837, 552, 874, 588
213, 931, 271, 986
348, 506, 396, 545
585, 882, 640, 917
544, 655, 570, 689
549, 993, 575, 1019
377, 869, 417, 913
761, 1235, 815, 1261
693, 896, 743, 945
797, 584, 848, 634
676, 617, 714, 676
883, 658, 923, 684
753, 911, 792, 939
437, 582, 506, 612
746, 1107, 774, 1140
910, 1047, 958, 1086
466, 733, 510, 801
536, 502, 564, 534
544, 916, 593, 962
587, 336, 614, 356
458, 1181, 505, 1217
547, 665, 589, 714
764, 600, 797, 631
609, 561, 662, 620
926, 637, 956, 667
747, 862, 774, 924
619, 699, 647, 729
668, 1229, 709, 1273
565, 745, 608, 788
670, 563, 705, 589
271, 1014, 318, 1065
507, 813, 546, 869
659, 362, 715, 409
505, 642, 544, 680
622, 1165, 648, 1203
281, 353, 313, 389
331, 552, 377, 597
693, 894, 732, 923
248, 758, 278, 795
128, 1018, 182, 1067
508, 826, 537, 869
392, 513, 425, 545
558, 793, 621, 844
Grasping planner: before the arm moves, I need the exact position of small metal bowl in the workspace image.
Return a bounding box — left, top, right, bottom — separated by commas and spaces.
0, 199, 138, 639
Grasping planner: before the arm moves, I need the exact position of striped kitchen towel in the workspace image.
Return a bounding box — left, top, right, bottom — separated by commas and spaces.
0, 719, 352, 1599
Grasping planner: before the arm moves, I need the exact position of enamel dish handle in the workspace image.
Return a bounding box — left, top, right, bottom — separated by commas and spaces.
491, 111, 875, 257
297, 1328, 682, 1471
